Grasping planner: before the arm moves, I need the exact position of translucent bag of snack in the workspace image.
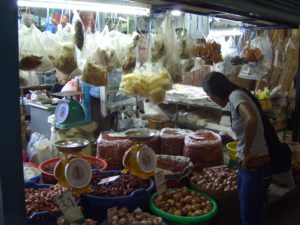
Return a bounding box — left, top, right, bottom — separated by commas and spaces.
19, 25, 54, 72
82, 61, 108, 86
183, 130, 223, 168
96, 132, 134, 170
55, 43, 78, 75
160, 128, 193, 156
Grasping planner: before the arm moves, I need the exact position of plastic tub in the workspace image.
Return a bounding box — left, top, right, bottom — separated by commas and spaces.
226, 141, 238, 161
80, 170, 155, 222
25, 182, 61, 225
150, 190, 217, 225
39, 156, 108, 184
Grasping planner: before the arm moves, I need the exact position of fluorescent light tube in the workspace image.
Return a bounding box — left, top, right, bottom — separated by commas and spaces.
17, 0, 150, 16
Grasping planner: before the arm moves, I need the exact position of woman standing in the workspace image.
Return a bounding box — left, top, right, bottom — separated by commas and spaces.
202, 71, 273, 225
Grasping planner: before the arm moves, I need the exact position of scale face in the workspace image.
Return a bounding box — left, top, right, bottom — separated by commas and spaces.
55, 100, 69, 124
137, 146, 157, 173
65, 158, 92, 189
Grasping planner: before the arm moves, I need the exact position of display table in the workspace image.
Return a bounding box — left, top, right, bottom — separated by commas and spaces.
29, 102, 57, 139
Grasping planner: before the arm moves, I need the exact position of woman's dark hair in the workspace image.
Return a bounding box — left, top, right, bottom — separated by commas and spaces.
202, 71, 239, 98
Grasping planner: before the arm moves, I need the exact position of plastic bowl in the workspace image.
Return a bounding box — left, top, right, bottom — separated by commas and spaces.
150, 189, 218, 225
80, 170, 155, 222
25, 182, 62, 225
39, 155, 108, 184
226, 141, 238, 161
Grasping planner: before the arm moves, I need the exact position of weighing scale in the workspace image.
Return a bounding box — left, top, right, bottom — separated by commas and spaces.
122, 129, 157, 180
52, 91, 88, 129
54, 138, 93, 195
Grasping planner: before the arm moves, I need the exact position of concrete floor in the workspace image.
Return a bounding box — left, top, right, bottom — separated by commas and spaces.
263, 185, 300, 225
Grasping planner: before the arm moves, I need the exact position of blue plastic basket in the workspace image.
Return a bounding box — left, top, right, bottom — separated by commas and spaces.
80, 170, 155, 222
25, 182, 62, 225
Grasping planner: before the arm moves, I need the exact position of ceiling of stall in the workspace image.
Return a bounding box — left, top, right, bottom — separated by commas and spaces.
133, 0, 300, 28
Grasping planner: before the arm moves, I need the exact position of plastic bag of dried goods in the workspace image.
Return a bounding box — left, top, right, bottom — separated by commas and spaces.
96, 132, 133, 170
183, 130, 223, 168
19, 25, 54, 72
160, 128, 193, 156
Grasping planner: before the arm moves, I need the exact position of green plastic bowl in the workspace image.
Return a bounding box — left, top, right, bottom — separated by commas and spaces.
150, 189, 218, 225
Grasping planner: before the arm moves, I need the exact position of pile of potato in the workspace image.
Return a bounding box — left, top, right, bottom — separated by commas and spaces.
25, 186, 67, 216
190, 167, 237, 192
154, 187, 212, 217
107, 207, 166, 225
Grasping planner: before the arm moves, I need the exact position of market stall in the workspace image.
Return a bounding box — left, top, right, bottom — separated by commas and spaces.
2, 0, 300, 225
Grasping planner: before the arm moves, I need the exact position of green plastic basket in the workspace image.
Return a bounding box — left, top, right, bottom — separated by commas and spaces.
150, 189, 218, 225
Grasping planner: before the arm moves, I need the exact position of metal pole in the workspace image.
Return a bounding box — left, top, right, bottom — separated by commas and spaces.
0, 0, 27, 225
292, 44, 300, 142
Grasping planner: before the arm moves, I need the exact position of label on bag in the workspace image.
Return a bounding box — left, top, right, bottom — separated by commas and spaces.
154, 169, 167, 194
97, 175, 120, 185
54, 191, 84, 222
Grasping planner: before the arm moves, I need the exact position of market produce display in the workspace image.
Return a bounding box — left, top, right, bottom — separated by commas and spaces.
190, 167, 238, 192
160, 128, 193, 156
105, 207, 166, 225
183, 130, 223, 168
90, 173, 148, 197
153, 187, 212, 217
25, 185, 67, 216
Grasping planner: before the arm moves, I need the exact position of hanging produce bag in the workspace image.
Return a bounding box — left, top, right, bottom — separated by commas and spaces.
19, 25, 54, 72
54, 43, 78, 75
239, 31, 273, 80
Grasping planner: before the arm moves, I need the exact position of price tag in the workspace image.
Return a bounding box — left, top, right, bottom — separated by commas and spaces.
97, 175, 120, 185
154, 169, 167, 194
54, 191, 84, 223
107, 206, 118, 218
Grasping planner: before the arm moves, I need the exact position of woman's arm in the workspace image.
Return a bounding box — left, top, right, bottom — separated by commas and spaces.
237, 102, 258, 167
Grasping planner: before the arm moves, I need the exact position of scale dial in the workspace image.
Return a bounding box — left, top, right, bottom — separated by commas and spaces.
55, 101, 69, 124
65, 158, 92, 189
137, 146, 157, 173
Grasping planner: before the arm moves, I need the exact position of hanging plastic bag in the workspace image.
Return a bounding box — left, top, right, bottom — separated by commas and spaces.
19, 25, 54, 72
160, 15, 182, 83
39, 31, 62, 65
27, 132, 52, 164
82, 61, 108, 86
22, 8, 34, 27
54, 43, 78, 75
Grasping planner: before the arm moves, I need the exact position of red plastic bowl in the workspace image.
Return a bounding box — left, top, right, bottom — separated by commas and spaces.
39, 155, 108, 184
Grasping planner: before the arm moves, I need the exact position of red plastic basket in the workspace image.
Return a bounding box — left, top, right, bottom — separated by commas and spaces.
39, 155, 108, 184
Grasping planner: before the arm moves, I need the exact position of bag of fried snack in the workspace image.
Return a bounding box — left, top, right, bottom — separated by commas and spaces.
82, 61, 108, 86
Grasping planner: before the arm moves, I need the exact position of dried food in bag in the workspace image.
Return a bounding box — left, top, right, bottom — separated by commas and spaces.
160, 128, 193, 156
82, 61, 108, 86
54, 43, 78, 75
19, 25, 54, 72
96, 132, 133, 170
19, 55, 43, 71
74, 20, 84, 51
122, 55, 136, 74
183, 130, 223, 168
